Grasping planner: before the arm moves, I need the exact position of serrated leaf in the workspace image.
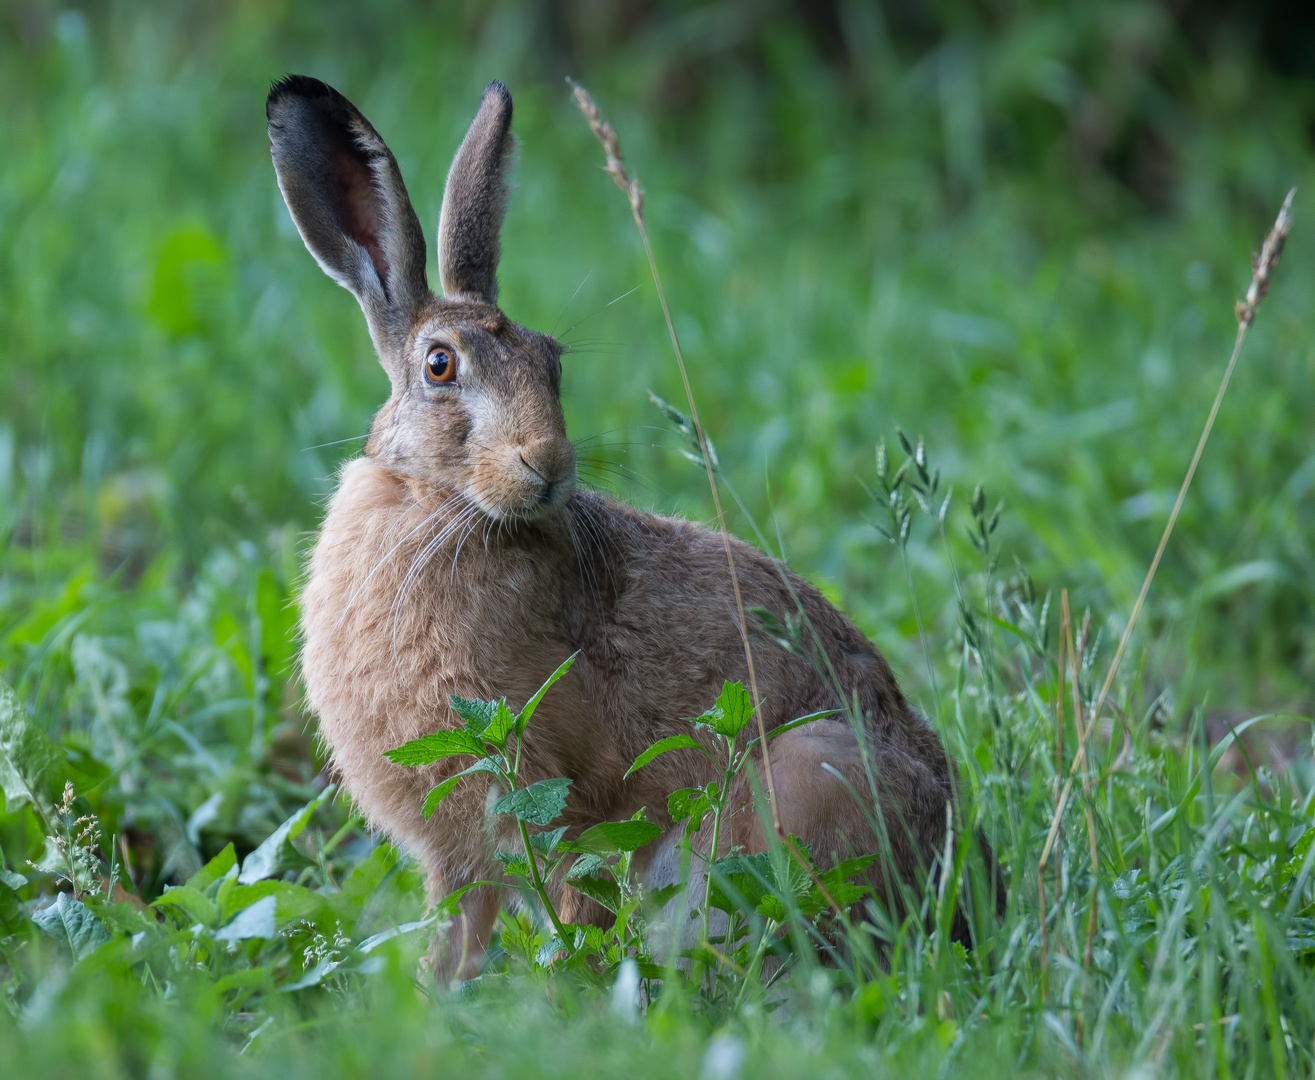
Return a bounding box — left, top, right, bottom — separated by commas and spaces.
820, 853, 877, 888
535, 934, 568, 968
625, 734, 708, 778
566, 820, 662, 857
569, 874, 622, 913
565, 853, 606, 880
0, 677, 64, 814
32, 893, 110, 960
492, 778, 571, 827
484, 700, 518, 746
646, 883, 682, 909
421, 758, 503, 819
238, 785, 335, 884
688, 681, 753, 739
517, 652, 579, 737
668, 786, 713, 824
529, 826, 568, 857
493, 853, 531, 877
449, 696, 501, 737
385, 728, 486, 766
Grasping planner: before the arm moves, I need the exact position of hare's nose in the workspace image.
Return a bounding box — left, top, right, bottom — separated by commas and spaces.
518, 439, 575, 487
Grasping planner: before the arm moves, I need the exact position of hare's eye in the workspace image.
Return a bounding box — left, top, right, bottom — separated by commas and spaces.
425, 348, 457, 385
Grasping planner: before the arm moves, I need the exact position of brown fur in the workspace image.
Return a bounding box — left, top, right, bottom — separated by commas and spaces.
270, 76, 962, 978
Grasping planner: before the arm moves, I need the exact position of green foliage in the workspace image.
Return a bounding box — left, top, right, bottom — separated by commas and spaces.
491, 779, 573, 828
0, 677, 63, 814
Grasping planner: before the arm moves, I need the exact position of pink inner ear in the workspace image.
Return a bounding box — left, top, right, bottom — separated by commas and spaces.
331, 147, 391, 292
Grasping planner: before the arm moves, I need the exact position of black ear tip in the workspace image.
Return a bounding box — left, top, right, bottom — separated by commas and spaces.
481, 79, 512, 109
267, 74, 339, 118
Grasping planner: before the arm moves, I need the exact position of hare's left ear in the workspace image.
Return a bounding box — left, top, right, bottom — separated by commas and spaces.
266, 75, 429, 355
438, 81, 515, 305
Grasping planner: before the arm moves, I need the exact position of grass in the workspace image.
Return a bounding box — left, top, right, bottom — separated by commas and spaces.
2, 2, 1314, 1076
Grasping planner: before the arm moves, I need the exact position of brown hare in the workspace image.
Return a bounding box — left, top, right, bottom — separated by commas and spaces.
269, 75, 966, 978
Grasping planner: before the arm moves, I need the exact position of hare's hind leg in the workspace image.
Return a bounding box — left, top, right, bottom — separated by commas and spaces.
730, 718, 947, 916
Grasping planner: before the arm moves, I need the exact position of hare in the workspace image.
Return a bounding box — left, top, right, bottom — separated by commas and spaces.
269, 75, 970, 978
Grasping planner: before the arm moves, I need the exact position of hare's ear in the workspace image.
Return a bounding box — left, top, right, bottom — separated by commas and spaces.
438, 81, 515, 304
267, 76, 429, 351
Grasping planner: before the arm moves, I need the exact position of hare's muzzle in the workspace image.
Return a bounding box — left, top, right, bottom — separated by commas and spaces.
474, 436, 576, 520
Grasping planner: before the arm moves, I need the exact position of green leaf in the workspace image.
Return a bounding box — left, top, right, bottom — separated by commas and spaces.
238, 784, 335, 884
688, 680, 754, 739
568, 874, 622, 913
434, 880, 503, 916
668, 786, 713, 824
334, 845, 398, 918
449, 696, 501, 737
32, 893, 110, 960
282, 957, 342, 992
493, 852, 532, 877
564, 820, 662, 857
218, 881, 324, 925
492, 778, 572, 827
706, 852, 773, 915
646, 883, 682, 909
358, 915, 439, 954
565, 853, 606, 880
385, 728, 486, 766
484, 700, 518, 746
0, 880, 26, 936
516, 652, 579, 736
185, 843, 236, 892
529, 826, 569, 857
153, 885, 220, 927
744, 709, 837, 751
0, 676, 64, 814
421, 758, 503, 819
625, 734, 708, 778
213, 894, 277, 941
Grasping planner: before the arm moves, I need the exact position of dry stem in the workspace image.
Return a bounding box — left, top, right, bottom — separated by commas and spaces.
1039, 188, 1295, 879
568, 79, 779, 835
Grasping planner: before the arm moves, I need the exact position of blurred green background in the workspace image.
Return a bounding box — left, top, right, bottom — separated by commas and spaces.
2, 0, 1312, 720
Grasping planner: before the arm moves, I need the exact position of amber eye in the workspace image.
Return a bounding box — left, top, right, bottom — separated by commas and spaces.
424, 347, 457, 384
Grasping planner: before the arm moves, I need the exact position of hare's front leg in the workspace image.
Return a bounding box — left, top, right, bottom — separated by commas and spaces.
427, 879, 501, 983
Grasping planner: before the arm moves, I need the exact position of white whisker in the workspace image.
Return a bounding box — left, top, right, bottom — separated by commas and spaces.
334, 490, 456, 630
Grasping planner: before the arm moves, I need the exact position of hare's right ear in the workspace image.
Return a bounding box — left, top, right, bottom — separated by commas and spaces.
438, 81, 515, 304
267, 76, 429, 355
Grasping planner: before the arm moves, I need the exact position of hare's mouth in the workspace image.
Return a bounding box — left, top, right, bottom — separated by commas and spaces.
468, 444, 577, 523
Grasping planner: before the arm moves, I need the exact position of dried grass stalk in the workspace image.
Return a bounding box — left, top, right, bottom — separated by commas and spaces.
1040, 187, 1297, 874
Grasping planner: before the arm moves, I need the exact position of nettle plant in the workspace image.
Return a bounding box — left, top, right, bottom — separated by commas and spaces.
385, 657, 862, 994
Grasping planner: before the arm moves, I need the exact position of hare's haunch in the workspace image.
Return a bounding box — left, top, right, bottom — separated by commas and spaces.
270, 76, 966, 977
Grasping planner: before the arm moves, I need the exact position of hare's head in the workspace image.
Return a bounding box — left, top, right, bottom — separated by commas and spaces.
267, 76, 574, 522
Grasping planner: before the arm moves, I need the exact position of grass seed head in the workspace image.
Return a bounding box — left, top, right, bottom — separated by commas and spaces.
1235, 187, 1296, 327
568, 78, 644, 218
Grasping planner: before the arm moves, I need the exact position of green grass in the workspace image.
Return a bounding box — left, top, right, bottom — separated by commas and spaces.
2, 2, 1314, 1076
